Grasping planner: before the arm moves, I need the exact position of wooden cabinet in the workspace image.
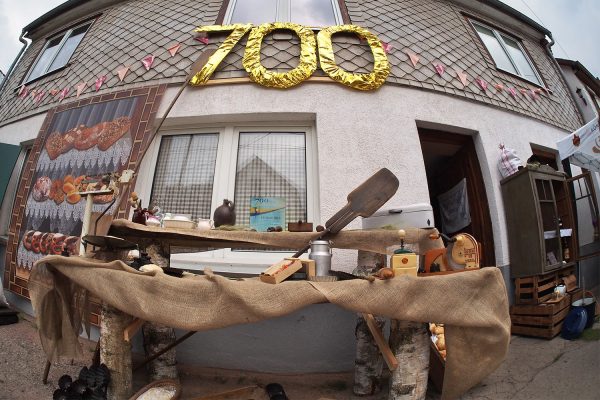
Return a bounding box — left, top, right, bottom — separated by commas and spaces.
501, 166, 577, 278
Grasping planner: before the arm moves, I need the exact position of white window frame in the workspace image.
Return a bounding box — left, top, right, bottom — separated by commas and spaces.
136, 123, 320, 274
24, 20, 93, 83
224, 0, 343, 26
470, 20, 544, 87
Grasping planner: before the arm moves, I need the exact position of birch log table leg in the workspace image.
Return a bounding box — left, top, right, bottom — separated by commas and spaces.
353, 250, 386, 396
388, 320, 430, 400
143, 243, 179, 380
100, 303, 134, 400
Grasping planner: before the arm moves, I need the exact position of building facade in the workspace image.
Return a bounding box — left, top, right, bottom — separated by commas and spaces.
0, 0, 598, 371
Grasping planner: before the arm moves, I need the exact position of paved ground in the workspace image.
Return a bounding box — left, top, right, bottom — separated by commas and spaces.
0, 312, 598, 399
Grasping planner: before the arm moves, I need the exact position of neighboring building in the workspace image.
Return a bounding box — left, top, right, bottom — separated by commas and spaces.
0, 0, 598, 371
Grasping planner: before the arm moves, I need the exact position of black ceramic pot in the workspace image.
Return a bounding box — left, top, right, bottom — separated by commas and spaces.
213, 199, 236, 227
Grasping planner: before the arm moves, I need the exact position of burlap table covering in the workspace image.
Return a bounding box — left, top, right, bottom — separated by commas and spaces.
30, 255, 510, 399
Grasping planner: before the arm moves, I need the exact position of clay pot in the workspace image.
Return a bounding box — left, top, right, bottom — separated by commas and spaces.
213, 199, 236, 227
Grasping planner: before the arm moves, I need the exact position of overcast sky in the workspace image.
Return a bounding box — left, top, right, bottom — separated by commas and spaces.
0, 0, 598, 79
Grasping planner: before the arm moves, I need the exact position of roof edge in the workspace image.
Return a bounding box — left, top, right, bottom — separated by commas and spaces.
22, 0, 94, 34
477, 0, 551, 37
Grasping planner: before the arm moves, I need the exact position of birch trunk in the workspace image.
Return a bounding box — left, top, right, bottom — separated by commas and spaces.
353, 250, 386, 396
100, 303, 133, 400
142, 243, 179, 381
142, 322, 179, 380
389, 320, 430, 400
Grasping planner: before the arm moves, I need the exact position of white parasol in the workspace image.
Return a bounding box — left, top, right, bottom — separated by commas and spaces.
557, 116, 600, 172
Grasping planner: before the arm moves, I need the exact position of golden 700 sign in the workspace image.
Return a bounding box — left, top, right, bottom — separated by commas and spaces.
189, 23, 391, 91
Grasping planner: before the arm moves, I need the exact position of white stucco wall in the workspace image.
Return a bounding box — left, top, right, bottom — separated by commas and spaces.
150, 81, 573, 270
0, 113, 47, 144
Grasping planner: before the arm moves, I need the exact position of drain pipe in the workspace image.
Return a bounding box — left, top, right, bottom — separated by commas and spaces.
0, 30, 29, 93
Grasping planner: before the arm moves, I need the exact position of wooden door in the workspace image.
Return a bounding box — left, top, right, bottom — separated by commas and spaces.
420, 130, 496, 267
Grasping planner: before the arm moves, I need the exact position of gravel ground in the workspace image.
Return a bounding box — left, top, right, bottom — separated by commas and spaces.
2, 309, 598, 400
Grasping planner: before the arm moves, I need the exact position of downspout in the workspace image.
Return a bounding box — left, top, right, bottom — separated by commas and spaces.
0, 30, 29, 93
543, 34, 585, 126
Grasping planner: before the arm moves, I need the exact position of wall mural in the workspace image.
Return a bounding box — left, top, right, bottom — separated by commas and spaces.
16, 97, 140, 271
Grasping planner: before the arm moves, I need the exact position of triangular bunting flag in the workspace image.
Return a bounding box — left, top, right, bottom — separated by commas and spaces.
520, 88, 528, 96
529, 89, 538, 101
141, 55, 155, 71
475, 78, 488, 91
534, 88, 543, 95
433, 63, 445, 77
95, 75, 107, 91
50, 89, 59, 96
76, 82, 87, 97
167, 43, 181, 57
456, 71, 468, 86
30, 89, 37, 99
194, 34, 209, 45
382, 42, 393, 54
406, 51, 419, 67
117, 66, 130, 82
59, 87, 69, 101
34, 90, 46, 104
494, 83, 504, 91
18, 85, 29, 98
507, 87, 517, 98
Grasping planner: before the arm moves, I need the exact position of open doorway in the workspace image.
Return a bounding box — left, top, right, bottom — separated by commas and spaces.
418, 128, 496, 267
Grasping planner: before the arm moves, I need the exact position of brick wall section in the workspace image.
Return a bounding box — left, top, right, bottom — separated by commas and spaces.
0, 0, 582, 131
4, 85, 166, 325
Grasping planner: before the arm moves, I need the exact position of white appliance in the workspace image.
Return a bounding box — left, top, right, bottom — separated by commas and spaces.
361, 203, 434, 230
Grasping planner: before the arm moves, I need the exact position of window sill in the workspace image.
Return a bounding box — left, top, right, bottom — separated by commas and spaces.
495, 67, 549, 92
18, 64, 70, 90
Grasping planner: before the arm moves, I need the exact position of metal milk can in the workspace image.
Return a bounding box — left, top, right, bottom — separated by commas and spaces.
309, 240, 333, 276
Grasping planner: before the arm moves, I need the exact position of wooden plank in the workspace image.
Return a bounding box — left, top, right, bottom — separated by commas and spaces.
510, 305, 570, 326
362, 313, 399, 371
123, 318, 145, 342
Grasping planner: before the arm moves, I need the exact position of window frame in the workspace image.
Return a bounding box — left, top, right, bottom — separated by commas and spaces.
23, 19, 94, 84
136, 123, 319, 274
221, 0, 345, 26
469, 19, 544, 87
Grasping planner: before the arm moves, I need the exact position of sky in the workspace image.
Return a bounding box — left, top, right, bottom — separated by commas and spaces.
0, 0, 598, 78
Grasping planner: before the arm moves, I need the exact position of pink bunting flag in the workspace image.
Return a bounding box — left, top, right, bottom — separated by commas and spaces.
520, 88, 528, 96
167, 43, 181, 57
59, 87, 69, 101
494, 83, 504, 91
34, 90, 46, 104
456, 70, 468, 86
194, 34, 209, 45
29, 89, 37, 99
475, 78, 488, 91
534, 88, 543, 95
95, 75, 107, 91
50, 89, 59, 96
18, 85, 29, 98
141, 55, 155, 71
76, 82, 87, 98
405, 51, 419, 67
117, 66, 130, 82
507, 87, 517, 98
529, 89, 538, 101
433, 63, 445, 77
382, 42, 393, 54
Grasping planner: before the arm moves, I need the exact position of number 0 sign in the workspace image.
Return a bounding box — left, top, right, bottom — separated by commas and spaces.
189, 23, 391, 91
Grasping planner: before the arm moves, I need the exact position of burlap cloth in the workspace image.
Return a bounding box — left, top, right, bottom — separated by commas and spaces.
30, 254, 510, 399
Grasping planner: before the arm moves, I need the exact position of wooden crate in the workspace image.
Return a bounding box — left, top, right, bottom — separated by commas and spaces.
514, 265, 576, 305
428, 341, 445, 393
510, 288, 581, 339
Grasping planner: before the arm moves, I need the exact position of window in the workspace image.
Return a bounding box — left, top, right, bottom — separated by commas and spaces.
25, 21, 92, 82
137, 125, 319, 273
225, 0, 342, 26
471, 20, 542, 86
0, 146, 31, 237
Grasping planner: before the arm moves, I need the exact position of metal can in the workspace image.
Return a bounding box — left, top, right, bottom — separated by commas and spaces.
309, 239, 333, 276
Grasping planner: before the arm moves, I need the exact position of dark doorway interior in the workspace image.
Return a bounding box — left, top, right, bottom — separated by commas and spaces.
419, 128, 496, 267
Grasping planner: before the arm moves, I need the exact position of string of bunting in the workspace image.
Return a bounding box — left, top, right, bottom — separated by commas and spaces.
16, 29, 547, 106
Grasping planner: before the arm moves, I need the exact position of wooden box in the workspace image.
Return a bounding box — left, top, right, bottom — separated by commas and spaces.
428, 341, 445, 393
287, 221, 313, 232
514, 265, 575, 305
260, 258, 303, 284
510, 288, 581, 339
